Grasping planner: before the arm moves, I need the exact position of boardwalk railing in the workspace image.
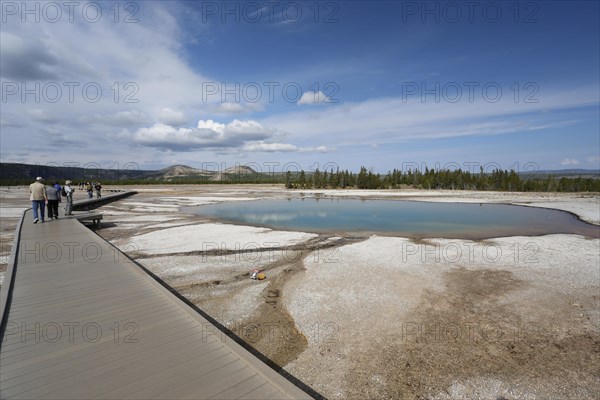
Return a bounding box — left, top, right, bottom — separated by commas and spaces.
72, 190, 137, 211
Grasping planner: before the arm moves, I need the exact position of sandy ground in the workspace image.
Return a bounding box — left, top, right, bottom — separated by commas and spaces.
0, 184, 599, 399
284, 235, 600, 399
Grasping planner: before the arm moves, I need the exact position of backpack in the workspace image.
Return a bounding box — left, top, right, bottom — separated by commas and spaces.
61, 187, 67, 196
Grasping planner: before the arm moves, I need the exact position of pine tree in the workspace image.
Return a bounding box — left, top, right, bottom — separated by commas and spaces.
285, 171, 292, 189
299, 170, 306, 188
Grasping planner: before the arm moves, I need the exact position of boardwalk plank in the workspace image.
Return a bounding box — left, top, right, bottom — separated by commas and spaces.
209, 373, 266, 399
0, 322, 199, 391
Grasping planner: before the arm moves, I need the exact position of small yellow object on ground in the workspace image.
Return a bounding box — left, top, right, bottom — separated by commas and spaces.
250, 269, 266, 280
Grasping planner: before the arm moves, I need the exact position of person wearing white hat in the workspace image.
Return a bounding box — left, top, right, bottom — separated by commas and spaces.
29, 177, 48, 223
64, 180, 74, 215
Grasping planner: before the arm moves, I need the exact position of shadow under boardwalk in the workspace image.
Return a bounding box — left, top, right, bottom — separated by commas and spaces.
0, 202, 314, 399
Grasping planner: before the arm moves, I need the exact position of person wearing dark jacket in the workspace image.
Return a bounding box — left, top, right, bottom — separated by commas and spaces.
46, 183, 61, 219
94, 182, 102, 198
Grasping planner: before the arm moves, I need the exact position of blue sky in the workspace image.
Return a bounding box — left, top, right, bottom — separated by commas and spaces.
1, 0, 598, 174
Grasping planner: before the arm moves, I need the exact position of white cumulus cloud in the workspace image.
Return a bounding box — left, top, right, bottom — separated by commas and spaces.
297, 91, 332, 105
243, 142, 298, 152
132, 117, 329, 153
560, 158, 580, 166
134, 119, 276, 151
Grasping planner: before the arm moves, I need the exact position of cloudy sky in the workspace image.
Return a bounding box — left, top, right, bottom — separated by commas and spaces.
1, 0, 598, 174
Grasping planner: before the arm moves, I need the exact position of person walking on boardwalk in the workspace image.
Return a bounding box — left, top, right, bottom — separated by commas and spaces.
85, 181, 93, 198
46, 185, 60, 219
64, 180, 74, 215
29, 177, 48, 224
94, 182, 102, 198
46, 182, 61, 219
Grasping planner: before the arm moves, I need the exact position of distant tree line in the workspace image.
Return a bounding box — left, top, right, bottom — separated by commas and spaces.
285, 166, 600, 192
2, 165, 599, 192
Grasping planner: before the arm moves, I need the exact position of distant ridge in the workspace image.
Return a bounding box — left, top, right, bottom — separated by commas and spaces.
223, 165, 256, 175
0, 162, 259, 183
152, 165, 214, 178
521, 169, 600, 179
211, 165, 258, 181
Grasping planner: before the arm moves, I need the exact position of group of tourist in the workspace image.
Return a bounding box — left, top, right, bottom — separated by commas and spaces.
79, 181, 102, 199
28, 177, 75, 224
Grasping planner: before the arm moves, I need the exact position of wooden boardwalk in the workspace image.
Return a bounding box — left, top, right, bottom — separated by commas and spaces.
0, 194, 314, 399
